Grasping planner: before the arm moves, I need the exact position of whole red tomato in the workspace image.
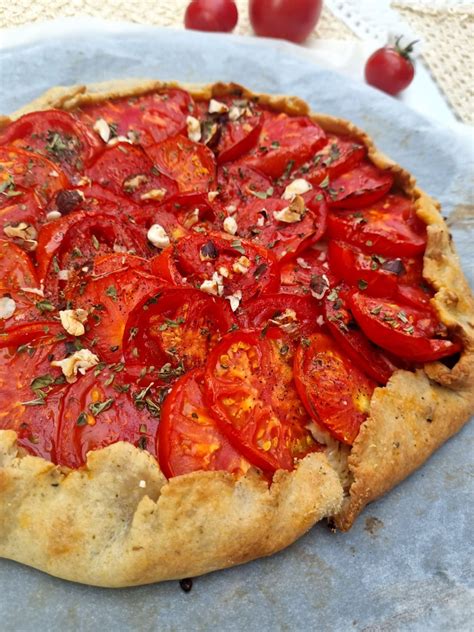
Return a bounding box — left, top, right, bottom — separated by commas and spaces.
249, 0, 323, 43
184, 0, 238, 32
365, 37, 417, 96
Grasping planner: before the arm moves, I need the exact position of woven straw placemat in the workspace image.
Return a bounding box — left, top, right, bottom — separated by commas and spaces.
393, 1, 473, 124
1, 0, 471, 124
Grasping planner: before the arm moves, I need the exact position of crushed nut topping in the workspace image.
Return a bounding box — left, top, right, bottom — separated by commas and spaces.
59, 308, 88, 337
51, 349, 100, 383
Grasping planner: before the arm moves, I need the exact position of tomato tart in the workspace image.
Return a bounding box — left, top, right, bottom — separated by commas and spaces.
0, 80, 472, 587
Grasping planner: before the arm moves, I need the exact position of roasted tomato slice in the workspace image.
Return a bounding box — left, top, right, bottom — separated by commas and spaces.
328, 240, 422, 298
294, 333, 376, 445
396, 283, 434, 310
242, 111, 326, 179
0, 323, 71, 461
0, 240, 44, 332
0, 146, 69, 207
123, 288, 236, 373
56, 367, 160, 469
288, 134, 366, 186
158, 369, 249, 478
233, 193, 327, 262
279, 246, 336, 298
0, 238, 38, 289
0, 189, 45, 233
327, 193, 427, 257
69, 268, 163, 363
205, 330, 319, 473
327, 162, 393, 209
241, 294, 322, 346
77, 89, 194, 146
85, 143, 178, 203
0, 110, 102, 178
216, 163, 274, 212
92, 253, 152, 276
349, 292, 462, 363
174, 232, 280, 301
324, 285, 400, 384
40, 213, 150, 301
146, 134, 216, 194
196, 97, 263, 164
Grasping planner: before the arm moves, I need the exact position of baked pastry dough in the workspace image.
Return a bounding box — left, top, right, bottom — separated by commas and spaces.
0, 80, 472, 586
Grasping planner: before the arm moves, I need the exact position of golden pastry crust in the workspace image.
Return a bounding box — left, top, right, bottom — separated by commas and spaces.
0, 80, 473, 585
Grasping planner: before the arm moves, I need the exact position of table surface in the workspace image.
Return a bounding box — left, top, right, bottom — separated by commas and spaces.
0, 21, 473, 632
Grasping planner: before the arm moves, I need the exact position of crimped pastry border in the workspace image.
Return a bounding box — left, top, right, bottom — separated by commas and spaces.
0, 80, 473, 586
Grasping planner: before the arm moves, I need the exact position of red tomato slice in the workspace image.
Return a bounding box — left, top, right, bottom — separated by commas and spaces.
77, 89, 194, 146
70, 268, 163, 363
56, 367, 160, 469
123, 288, 236, 373
279, 247, 336, 298
41, 213, 150, 301
0, 323, 71, 461
324, 285, 400, 384
242, 111, 326, 179
0, 239, 39, 290
327, 161, 393, 209
396, 283, 433, 310
350, 292, 462, 362
158, 369, 249, 478
241, 293, 322, 344
0, 146, 69, 207
289, 134, 366, 186
205, 330, 320, 473
175, 231, 280, 301
92, 253, 152, 276
146, 134, 216, 194
150, 247, 186, 286
327, 193, 427, 257
328, 240, 422, 298
234, 193, 327, 261
45, 183, 142, 219
85, 143, 178, 203
0, 190, 44, 232
0, 110, 102, 178
216, 163, 274, 212
195, 97, 263, 164
294, 333, 376, 445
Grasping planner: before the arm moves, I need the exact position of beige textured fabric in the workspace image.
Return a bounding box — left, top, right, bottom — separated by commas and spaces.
393, 1, 474, 124
1, 0, 354, 40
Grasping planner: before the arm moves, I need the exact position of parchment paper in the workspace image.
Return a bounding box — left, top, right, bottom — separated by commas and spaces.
0, 20, 473, 632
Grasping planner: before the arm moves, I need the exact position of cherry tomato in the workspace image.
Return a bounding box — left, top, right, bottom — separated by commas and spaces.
327, 162, 393, 209
350, 292, 462, 362
205, 330, 320, 473
78, 89, 194, 146
328, 240, 422, 298
249, 0, 323, 44
123, 288, 236, 373
396, 282, 433, 310
294, 333, 376, 445
0, 110, 102, 178
365, 39, 416, 96
233, 193, 327, 262
279, 247, 336, 298
184, 0, 238, 33
146, 134, 216, 194
56, 367, 160, 469
85, 143, 178, 203
158, 369, 248, 477
242, 111, 326, 179
327, 193, 427, 257
0, 323, 71, 461
174, 231, 280, 301
324, 285, 400, 384
69, 268, 162, 363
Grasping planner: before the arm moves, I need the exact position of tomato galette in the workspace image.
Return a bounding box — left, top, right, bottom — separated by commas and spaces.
0, 80, 472, 587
